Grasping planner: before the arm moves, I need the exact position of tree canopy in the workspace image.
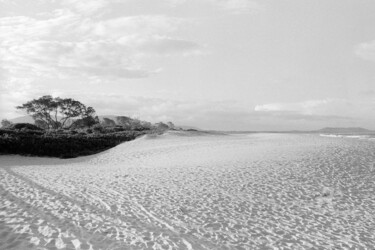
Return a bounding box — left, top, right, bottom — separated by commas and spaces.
17, 95, 97, 129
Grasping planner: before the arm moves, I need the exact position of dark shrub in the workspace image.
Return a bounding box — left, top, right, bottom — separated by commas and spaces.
0, 129, 146, 158
9, 123, 43, 131
92, 124, 104, 133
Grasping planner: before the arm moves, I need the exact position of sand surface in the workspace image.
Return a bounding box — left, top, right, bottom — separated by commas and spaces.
1, 132, 375, 249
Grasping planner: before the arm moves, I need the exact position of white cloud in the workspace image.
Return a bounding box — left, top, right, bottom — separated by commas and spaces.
254, 99, 375, 121
66, 95, 358, 129
0, 2, 206, 118
167, 0, 262, 14
0, 6, 204, 82
2, 36, 201, 79
208, 0, 262, 13
0, 78, 43, 119
355, 40, 375, 62
254, 100, 330, 114
136, 36, 203, 56
93, 15, 182, 38
61, 0, 113, 15
3, 89, 373, 130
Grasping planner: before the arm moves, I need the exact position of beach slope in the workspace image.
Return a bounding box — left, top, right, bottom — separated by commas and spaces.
1, 132, 375, 249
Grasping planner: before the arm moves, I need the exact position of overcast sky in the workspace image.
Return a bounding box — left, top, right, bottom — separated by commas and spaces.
1, 0, 375, 130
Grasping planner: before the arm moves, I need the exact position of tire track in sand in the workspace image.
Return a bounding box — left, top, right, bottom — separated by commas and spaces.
1, 166, 217, 249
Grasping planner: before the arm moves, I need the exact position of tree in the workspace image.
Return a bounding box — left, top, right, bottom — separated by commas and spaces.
71, 116, 99, 129
17, 96, 97, 129
1, 119, 12, 128
80, 106, 98, 128
84, 116, 99, 128
17, 95, 57, 129
56, 98, 86, 128
82, 106, 96, 119
101, 118, 116, 127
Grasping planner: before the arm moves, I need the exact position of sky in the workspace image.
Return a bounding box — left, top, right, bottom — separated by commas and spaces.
1, 0, 375, 130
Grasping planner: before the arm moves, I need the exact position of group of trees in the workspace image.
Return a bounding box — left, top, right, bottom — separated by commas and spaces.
1, 95, 176, 132
0, 96, 178, 158
16, 95, 98, 130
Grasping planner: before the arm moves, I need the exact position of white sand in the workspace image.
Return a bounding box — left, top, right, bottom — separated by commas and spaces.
1, 132, 375, 249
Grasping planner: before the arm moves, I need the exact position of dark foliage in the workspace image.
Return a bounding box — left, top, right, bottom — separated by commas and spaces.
70, 116, 99, 129
0, 129, 146, 158
9, 123, 43, 131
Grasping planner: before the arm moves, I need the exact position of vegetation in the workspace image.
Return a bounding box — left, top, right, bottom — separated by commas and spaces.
1, 95, 179, 158
0, 128, 145, 158
16, 95, 98, 129
8, 123, 42, 131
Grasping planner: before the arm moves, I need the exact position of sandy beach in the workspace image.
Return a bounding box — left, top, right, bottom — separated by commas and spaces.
1, 132, 375, 249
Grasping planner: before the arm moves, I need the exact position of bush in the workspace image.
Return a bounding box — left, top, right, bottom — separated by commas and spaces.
92, 124, 104, 133
0, 129, 147, 158
9, 123, 43, 131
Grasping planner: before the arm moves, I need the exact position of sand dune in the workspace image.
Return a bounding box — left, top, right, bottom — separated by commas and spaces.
1, 132, 375, 249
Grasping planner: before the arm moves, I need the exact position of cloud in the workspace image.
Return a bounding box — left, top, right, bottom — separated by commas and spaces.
136, 36, 203, 56
2, 36, 201, 79
94, 15, 182, 38
167, 0, 262, 14
208, 0, 262, 14
0, 5, 204, 82
254, 100, 330, 114
358, 90, 375, 97
355, 40, 375, 62
2, 89, 372, 130
0, 9, 84, 41
3, 40, 157, 78
253, 111, 354, 122
0, 78, 44, 119
74, 95, 364, 130
254, 99, 375, 122
61, 0, 114, 16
